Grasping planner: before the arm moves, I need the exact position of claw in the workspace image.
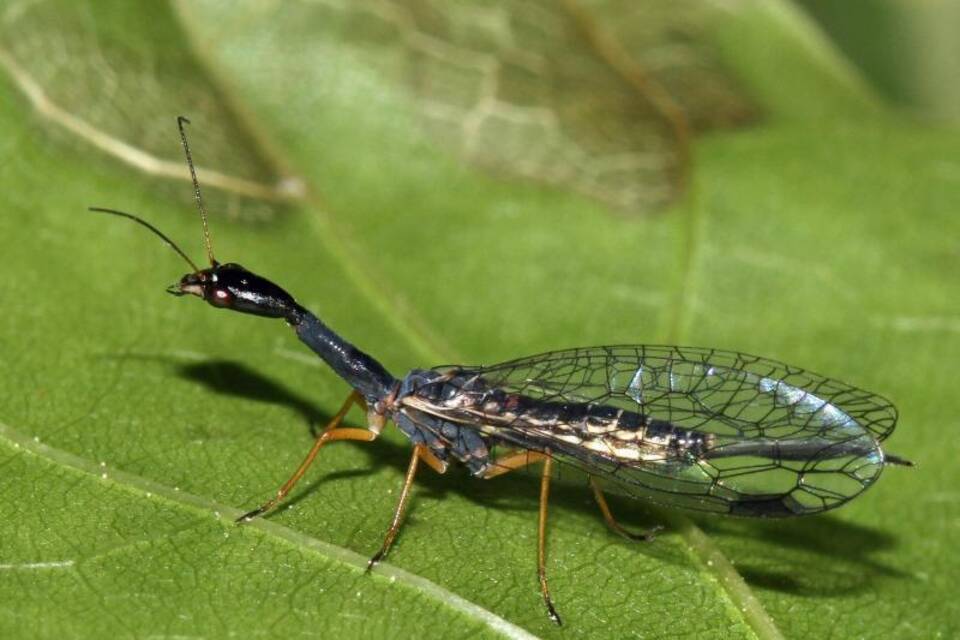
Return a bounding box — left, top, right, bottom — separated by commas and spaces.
365, 548, 387, 574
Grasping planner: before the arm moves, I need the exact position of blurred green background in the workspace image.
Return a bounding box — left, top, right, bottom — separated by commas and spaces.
0, 1, 957, 639
799, 0, 960, 124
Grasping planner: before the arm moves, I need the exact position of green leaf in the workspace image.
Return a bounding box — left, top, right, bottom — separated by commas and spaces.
1, 1, 957, 639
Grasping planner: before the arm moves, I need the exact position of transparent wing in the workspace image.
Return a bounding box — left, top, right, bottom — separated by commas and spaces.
435, 345, 898, 516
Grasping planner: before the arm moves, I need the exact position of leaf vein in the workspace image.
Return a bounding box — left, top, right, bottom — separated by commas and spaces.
0, 421, 538, 640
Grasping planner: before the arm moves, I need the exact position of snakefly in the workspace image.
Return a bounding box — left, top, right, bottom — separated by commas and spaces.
91, 118, 911, 625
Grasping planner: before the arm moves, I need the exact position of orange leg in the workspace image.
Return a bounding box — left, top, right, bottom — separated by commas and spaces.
538, 454, 561, 625
366, 444, 446, 570
589, 476, 661, 542
480, 448, 561, 625
479, 450, 549, 479
414, 445, 449, 475
236, 391, 369, 523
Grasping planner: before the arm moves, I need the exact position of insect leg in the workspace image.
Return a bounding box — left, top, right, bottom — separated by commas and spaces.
538, 454, 562, 625
588, 476, 662, 542
367, 444, 445, 570
479, 450, 549, 479
415, 445, 449, 475
236, 391, 372, 523
474, 450, 562, 623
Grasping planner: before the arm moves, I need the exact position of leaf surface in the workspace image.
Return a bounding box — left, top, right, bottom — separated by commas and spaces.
0, 1, 957, 638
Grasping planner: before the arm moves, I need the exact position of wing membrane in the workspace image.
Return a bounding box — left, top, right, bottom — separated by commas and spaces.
432, 345, 898, 516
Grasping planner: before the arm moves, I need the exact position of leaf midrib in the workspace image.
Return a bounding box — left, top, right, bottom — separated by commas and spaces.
0, 421, 537, 640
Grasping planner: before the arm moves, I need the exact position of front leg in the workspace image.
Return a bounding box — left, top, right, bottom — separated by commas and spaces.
237, 391, 373, 523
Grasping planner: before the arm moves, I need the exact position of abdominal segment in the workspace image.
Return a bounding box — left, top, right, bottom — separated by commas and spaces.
402, 379, 714, 466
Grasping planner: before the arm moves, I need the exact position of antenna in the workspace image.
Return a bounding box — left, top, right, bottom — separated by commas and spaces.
177, 116, 217, 266
89, 207, 201, 273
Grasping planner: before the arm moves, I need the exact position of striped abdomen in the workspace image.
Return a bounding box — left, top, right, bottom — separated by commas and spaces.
401, 374, 713, 465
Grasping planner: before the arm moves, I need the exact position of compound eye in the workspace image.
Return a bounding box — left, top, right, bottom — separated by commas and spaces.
209, 287, 235, 308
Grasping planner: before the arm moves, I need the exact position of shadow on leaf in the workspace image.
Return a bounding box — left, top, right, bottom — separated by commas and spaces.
693, 513, 911, 597
176, 360, 330, 436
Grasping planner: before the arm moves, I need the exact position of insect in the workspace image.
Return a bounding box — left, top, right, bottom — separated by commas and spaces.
92, 118, 911, 625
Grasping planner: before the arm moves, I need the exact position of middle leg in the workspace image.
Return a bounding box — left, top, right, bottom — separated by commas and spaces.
538, 454, 561, 625
480, 448, 562, 625
367, 444, 447, 570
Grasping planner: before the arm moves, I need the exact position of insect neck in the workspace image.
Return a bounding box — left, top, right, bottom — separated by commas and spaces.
286, 304, 397, 402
